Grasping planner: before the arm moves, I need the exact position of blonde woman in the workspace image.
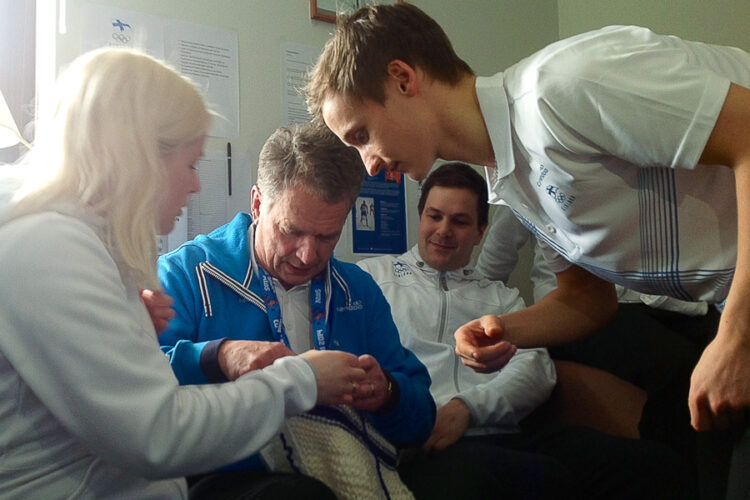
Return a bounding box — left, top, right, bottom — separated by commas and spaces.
0, 48, 362, 499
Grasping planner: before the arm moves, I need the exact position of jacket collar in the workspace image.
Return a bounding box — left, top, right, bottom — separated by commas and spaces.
402, 245, 480, 281
196, 214, 355, 316
475, 73, 515, 178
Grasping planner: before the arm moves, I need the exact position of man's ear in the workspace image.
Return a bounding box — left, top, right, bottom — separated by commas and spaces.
474, 223, 487, 245
386, 60, 419, 97
250, 185, 262, 219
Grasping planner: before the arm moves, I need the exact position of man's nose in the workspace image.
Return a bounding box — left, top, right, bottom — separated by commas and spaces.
297, 236, 317, 264
362, 150, 384, 177
436, 220, 452, 237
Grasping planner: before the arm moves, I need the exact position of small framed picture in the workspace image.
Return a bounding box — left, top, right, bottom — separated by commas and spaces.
310, 0, 404, 23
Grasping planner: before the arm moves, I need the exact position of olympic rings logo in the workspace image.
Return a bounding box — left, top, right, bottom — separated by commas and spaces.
111, 32, 130, 44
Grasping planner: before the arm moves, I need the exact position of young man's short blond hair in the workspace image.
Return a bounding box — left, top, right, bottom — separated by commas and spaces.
305, 3, 473, 122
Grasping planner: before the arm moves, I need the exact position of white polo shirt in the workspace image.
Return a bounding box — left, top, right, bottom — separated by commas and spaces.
477, 25, 750, 304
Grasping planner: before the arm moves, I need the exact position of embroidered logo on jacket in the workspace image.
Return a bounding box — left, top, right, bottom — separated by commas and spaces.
336, 300, 364, 312
392, 262, 412, 278
536, 165, 549, 187
545, 185, 576, 212
536, 162, 575, 212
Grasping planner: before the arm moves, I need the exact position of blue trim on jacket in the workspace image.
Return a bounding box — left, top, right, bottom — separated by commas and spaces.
157, 213, 435, 470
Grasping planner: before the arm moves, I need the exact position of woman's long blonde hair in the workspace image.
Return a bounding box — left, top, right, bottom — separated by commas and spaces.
2, 48, 211, 288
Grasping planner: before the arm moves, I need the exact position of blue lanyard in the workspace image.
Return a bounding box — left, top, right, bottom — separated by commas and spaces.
255, 263, 329, 351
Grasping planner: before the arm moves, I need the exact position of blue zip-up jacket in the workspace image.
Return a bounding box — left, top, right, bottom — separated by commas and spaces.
157, 213, 435, 470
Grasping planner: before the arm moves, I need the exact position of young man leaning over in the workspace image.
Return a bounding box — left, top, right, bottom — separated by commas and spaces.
154, 123, 435, 497
305, 5, 750, 497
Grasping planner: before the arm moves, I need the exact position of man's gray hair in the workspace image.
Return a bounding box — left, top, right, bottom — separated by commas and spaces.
257, 122, 365, 208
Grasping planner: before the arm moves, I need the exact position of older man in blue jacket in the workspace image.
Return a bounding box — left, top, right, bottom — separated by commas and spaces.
156, 123, 434, 497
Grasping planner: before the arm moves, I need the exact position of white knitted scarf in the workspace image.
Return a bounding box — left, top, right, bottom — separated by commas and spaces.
261, 405, 415, 500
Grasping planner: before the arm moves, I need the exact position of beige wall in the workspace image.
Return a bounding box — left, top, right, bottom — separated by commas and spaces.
558, 0, 749, 49
416, 0, 559, 73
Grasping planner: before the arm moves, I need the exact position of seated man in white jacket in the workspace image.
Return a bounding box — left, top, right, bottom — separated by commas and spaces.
358, 162, 696, 500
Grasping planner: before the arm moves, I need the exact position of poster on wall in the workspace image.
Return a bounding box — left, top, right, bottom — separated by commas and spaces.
352, 170, 407, 255
81, 3, 164, 57
164, 20, 239, 138
81, 2, 239, 138
281, 42, 320, 125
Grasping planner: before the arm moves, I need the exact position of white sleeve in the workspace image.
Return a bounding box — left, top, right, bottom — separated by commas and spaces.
476, 205, 531, 282
531, 26, 739, 169
534, 239, 573, 280
524, 239, 559, 302
0, 213, 317, 478
453, 286, 556, 427
356, 257, 376, 275
476, 206, 565, 302
455, 348, 556, 427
